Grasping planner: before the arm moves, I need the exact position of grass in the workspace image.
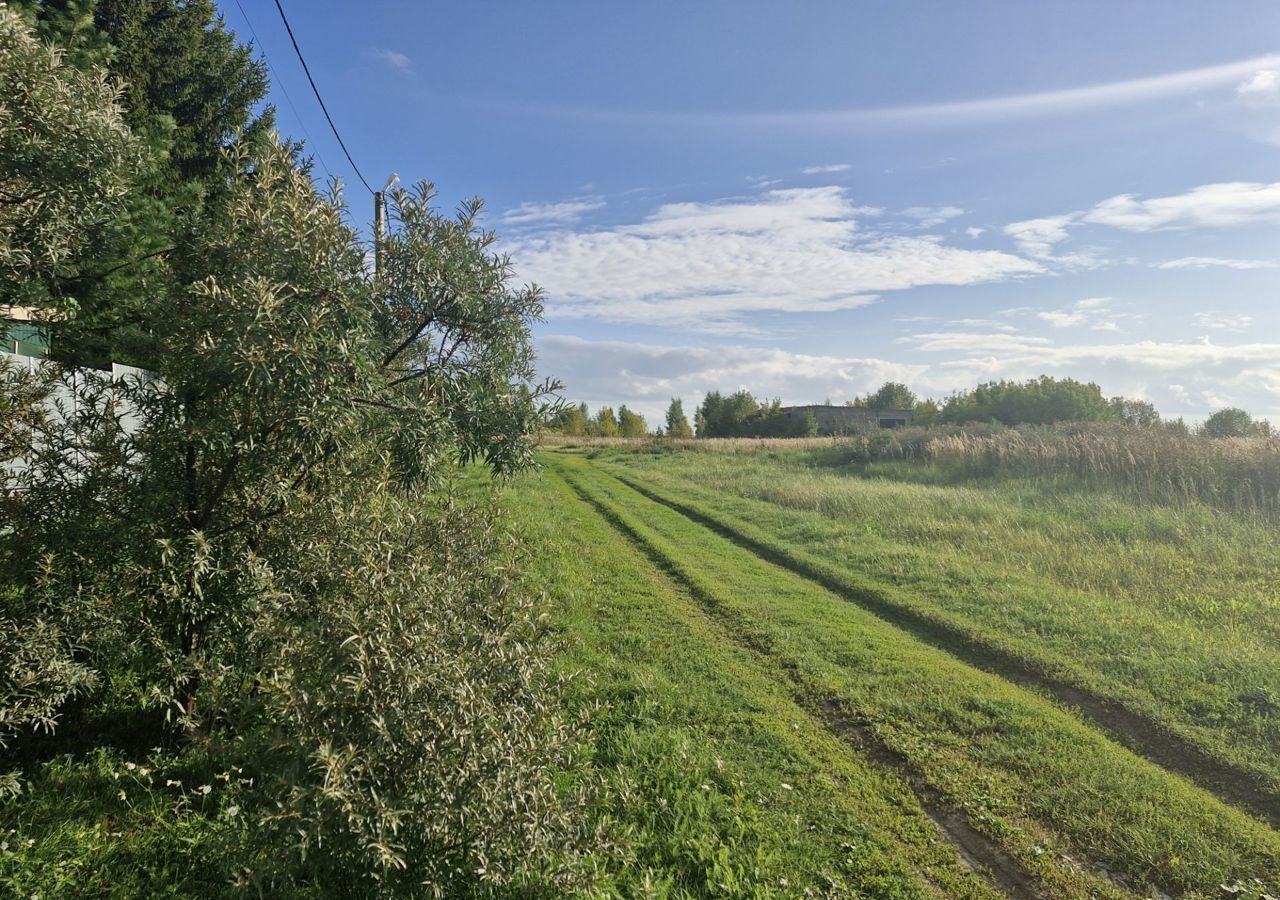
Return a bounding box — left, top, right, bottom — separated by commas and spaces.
569, 439, 1280, 810
532, 449, 1280, 898
505, 461, 993, 898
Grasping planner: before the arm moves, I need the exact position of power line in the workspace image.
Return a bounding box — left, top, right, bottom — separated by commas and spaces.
271, 0, 376, 195
231, 0, 334, 181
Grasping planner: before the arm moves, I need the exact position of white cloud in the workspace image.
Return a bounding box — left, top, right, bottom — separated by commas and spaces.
1193, 311, 1255, 332
372, 48, 413, 74
531, 54, 1280, 130
1083, 182, 1280, 231
1003, 214, 1079, 258
1237, 69, 1280, 104
1036, 297, 1134, 332
901, 206, 965, 228
501, 198, 606, 226
510, 186, 1041, 332
1156, 256, 1280, 270
802, 163, 851, 174
1004, 181, 1280, 267
965, 227, 985, 238
947, 318, 1017, 332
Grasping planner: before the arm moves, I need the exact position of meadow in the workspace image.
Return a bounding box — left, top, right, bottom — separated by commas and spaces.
514, 431, 1280, 898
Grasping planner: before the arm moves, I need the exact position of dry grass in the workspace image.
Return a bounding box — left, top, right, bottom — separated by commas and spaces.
541, 425, 1280, 517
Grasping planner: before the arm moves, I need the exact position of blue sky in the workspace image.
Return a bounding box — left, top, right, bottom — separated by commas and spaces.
222, 1, 1280, 423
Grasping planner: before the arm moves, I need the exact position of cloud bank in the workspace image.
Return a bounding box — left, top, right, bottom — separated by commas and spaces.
510, 187, 1040, 332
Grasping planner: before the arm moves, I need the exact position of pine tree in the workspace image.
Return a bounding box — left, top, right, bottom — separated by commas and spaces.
665, 398, 692, 437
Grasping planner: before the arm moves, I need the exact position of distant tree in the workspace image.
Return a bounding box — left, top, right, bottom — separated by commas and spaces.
665, 398, 693, 438
867, 381, 918, 410
1202, 407, 1255, 438
594, 406, 618, 437
940, 375, 1114, 426
1163, 417, 1190, 436
913, 398, 940, 426
617, 405, 647, 437
547, 403, 588, 435
1110, 397, 1161, 428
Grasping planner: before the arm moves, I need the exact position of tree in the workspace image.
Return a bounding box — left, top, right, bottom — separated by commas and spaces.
3, 132, 579, 891
16, 0, 275, 366
939, 376, 1115, 426
665, 397, 693, 437
618, 404, 647, 437
594, 405, 618, 436
1110, 396, 1161, 428
547, 402, 588, 435
23, 0, 272, 185
1202, 407, 1255, 438
867, 381, 918, 410
0, 5, 139, 314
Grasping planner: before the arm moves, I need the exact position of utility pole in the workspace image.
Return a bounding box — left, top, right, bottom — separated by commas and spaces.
374, 174, 398, 283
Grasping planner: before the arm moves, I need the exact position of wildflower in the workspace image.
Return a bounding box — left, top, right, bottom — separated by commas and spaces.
780, 782, 793, 791
225, 805, 239, 818
199, 784, 212, 795
125, 762, 136, 771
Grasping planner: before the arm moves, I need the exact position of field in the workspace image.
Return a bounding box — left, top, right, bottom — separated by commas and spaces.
509, 436, 1280, 898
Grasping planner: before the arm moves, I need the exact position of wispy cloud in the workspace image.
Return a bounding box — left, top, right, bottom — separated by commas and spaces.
1156, 256, 1280, 270
372, 47, 413, 75
501, 197, 606, 226
1002, 213, 1088, 262
1237, 68, 1280, 104
1083, 181, 1280, 231
516, 53, 1280, 130
965, 226, 985, 238
1036, 297, 1137, 332
901, 205, 964, 228
509, 186, 1040, 332
1194, 311, 1255, 332
1004, 180, 1280, 267
802, 163, 851, 174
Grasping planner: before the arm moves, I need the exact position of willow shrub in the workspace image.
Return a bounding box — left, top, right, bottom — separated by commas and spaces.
2, 110, 585, 889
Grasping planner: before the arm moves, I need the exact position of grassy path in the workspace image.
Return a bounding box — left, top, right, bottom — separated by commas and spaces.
604, 462, 1279, 828
509, 463, 998, 898
578, 446, 1280, 817
537, 450, 1280, 899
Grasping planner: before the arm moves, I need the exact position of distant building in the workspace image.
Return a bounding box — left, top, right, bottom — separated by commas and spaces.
777, 405, 912, 435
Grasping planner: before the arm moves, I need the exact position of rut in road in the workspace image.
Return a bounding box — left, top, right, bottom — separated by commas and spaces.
600, 464, 1280, 831
554, 464, 1054, 900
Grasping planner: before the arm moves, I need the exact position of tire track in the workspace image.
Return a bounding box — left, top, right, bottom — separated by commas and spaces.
597, 463, 1280, 831
553, 462, 1053, 900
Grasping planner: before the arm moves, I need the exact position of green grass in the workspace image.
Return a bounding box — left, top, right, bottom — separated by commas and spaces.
571, 442, 1280, 809
535, 449, 1280, 898
506, 461, 997, 898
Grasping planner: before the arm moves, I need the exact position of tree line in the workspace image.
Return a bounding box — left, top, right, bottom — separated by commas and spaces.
546, 376, 1274, 439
